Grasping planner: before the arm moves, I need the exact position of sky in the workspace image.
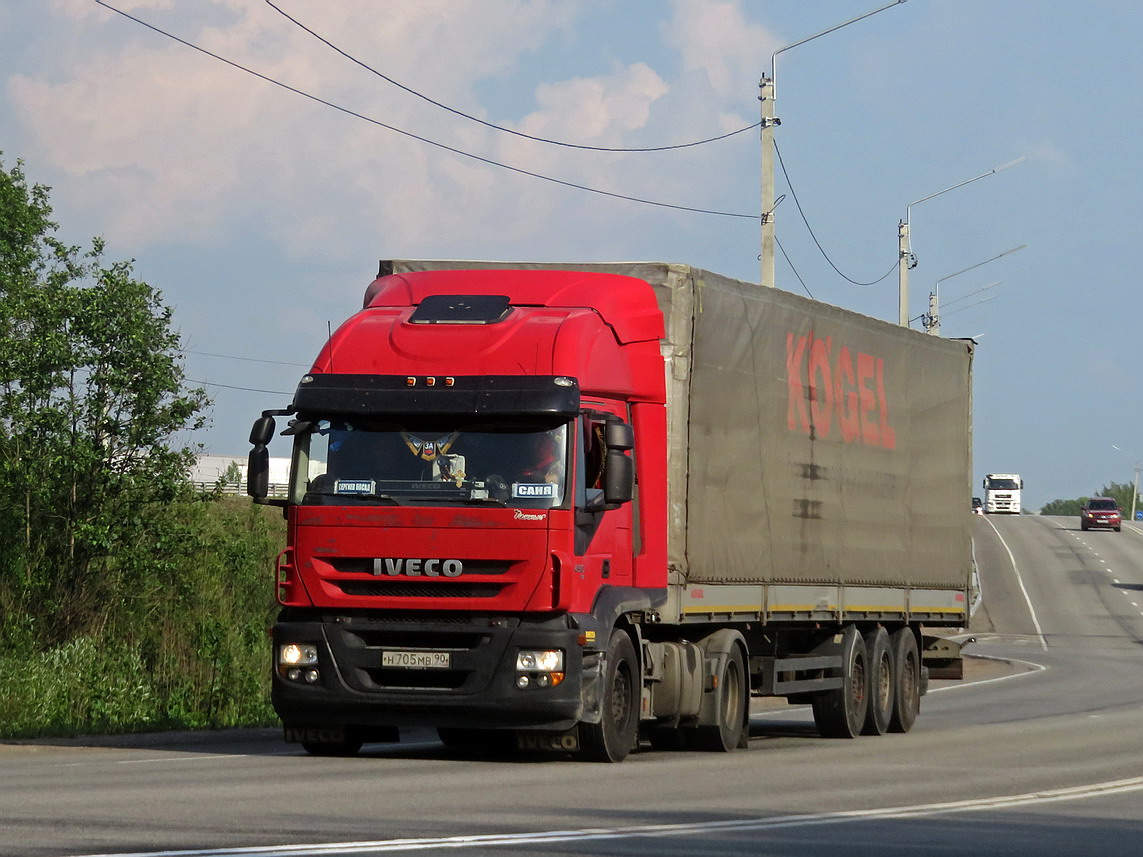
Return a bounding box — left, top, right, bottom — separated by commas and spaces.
2, 0, 1142, 512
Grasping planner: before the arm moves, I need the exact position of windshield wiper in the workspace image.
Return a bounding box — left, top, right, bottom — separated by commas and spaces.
307, 491, 403, 506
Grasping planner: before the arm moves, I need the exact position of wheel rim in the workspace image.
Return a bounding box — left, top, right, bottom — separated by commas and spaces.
850, 657, 866, 711
900, 654, 918, 713
610, 663, 632, 728
723, 659, 743, 729
876, 653, 892, 711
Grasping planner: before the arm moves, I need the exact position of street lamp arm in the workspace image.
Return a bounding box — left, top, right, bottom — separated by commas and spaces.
907, 157, 1026, 223
936, 246, 1026, 287
772, 0, 908, 90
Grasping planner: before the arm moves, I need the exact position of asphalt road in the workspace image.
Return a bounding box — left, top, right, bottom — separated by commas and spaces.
3, 514, 1143, 857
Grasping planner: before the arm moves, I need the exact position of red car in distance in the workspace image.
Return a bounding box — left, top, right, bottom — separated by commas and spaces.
1080, 497, 1122, 532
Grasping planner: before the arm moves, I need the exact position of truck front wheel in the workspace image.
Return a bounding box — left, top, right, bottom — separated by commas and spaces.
578, 630, 639, 763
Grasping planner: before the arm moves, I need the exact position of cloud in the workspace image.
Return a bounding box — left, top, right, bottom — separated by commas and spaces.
8, 0, 753, 262
661, 0, 779, 98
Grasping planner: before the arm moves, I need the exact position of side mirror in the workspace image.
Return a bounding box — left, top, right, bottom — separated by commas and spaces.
602, 418, 635, 506
603, 448, 634, 506
247, 409, 292, 506
248, 445, 270, 499
250, 415, 276, 446
604, 420, 634, 451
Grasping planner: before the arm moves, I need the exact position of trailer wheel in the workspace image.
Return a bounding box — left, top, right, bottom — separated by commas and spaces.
811, 626, 868, 739
578, 630, 639, 763
693, 643, 747, 752
888, 628, 920, 733
861, 627, 893, 736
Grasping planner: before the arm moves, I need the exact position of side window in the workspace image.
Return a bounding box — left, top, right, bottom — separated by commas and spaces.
583, 419, 606, 490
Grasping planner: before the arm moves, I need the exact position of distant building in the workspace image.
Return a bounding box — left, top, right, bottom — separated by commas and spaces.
188, 453, 290, 496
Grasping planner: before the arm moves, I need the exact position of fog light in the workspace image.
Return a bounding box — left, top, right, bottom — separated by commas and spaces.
286, 667, 301, 681
516, 675, 531, 688
304, 669, 320, 684
536, 674, 551, 688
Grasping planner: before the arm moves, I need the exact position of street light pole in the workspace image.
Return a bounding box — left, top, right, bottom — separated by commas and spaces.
759, 0, 908, 288
900, 157, 1024, 327
1112, 445, 1141, 522
923, 245, 1025, 335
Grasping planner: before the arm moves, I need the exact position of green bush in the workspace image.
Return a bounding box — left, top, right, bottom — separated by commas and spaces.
0, 498, 283, 738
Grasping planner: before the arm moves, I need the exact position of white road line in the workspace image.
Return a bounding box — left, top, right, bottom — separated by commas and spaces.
983, 516, 1048, 650
67, 777, 1143, 857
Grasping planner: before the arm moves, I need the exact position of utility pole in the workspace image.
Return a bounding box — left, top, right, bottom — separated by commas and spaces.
898, 220, 911, 326
924, 290, 940, 335
759, 0, 910, 290
759, 75, 777, 288
1132, 463, 1140, 523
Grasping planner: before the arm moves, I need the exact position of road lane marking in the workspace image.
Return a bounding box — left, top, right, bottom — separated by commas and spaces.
983, 516, 1047, 650
66, 776, 1143, 857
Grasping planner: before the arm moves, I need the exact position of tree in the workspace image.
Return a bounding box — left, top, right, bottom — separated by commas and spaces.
0, 155, 210, 639
1039, 482, 1139, 519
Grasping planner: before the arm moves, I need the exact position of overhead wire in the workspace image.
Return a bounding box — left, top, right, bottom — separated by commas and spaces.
774, 139, 898, 287
774, 236, 814, 299
264, 0, 762, 153
187, 378, 293, 395
93, 0, 759, 220
183, 348, 309, 367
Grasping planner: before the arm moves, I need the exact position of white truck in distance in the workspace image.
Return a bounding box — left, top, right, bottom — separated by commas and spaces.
983, 473, 1023, 514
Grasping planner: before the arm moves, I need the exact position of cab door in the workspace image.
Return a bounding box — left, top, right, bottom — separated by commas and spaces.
574, 403, 634, 590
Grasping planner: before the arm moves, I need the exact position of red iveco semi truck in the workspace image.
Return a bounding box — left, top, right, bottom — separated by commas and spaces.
248, 260, 974, 762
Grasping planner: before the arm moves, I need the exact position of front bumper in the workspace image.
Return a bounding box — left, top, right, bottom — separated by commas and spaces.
1082, 514, 1121, 529
272, 612, 588, 737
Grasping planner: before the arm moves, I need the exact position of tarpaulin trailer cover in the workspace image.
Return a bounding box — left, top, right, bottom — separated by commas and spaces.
379, 260, 973, 594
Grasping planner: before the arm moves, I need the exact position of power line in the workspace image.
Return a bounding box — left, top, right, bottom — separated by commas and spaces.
775, 235, 814, 299
773, 140, 898, 287
183, 348, 309, 367
94, 0, 759, 220
264, 0, 762, 154
187, 378, 293, 395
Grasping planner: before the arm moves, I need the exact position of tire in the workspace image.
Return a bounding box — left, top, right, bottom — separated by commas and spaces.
888, 627, 921, 733
578, 630, 639, 762
693, 643, 748, 752
861, 627, 893, 736
301, 739, 362, 757
811, 626, 868, 739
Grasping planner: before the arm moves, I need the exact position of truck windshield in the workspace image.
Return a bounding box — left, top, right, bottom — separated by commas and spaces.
289, 419, 569, 510
986, 478, 1019, 490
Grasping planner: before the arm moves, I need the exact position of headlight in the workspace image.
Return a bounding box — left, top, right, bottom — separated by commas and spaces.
517, 650, 564, 672
279, 643, 319, 667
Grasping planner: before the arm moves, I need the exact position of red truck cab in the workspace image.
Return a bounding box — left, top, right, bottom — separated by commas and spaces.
249, 268, 668, 757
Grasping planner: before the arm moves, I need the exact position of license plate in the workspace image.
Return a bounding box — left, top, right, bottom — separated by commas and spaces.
382, 650, 451, 669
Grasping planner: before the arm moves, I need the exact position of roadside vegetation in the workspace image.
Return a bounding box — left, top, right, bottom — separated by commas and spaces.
0, 155, 282, 738
1039, 482, 1140, 518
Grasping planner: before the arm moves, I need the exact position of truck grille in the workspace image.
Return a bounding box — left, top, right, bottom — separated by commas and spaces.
335, 581, 504, 598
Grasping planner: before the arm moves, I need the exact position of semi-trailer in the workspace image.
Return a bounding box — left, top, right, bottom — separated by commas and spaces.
248, 260, 975, 761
